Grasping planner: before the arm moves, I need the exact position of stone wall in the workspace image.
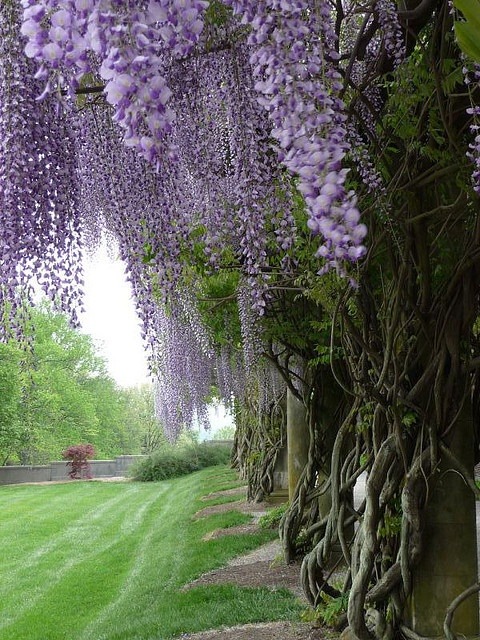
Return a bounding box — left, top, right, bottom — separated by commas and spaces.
0, 455, 146, 485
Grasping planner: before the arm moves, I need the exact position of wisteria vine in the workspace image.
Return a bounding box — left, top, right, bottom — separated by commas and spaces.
19, 0, 372, 274
3, 4, 480, 638
2, 0, 479, 440
225, 0, 368, 272
0, 1, 83, 335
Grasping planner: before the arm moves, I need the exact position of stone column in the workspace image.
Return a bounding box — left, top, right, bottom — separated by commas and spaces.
406, 406, 479, 636
287, 388, 310, 501
268, 444, 289, 504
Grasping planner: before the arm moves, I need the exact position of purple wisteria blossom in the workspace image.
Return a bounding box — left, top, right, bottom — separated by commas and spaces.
467, 107, 480, 195
0, 1, 83, 335
347, 124, 386, 196
11, 0, 368, 436
21, 0, 209, 165
463, 64, 480, 195
152, 290, 215, 440
225, 0, 367, 274
376, 0, 406, 68
22, 0, 367, 276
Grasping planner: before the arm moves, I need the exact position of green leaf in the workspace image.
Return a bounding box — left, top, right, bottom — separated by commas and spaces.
441, 64, 464, 94
453, 0, 480, 31
453, 0, 480, 61
142, 243, 157, 264
455, 22, 480, 61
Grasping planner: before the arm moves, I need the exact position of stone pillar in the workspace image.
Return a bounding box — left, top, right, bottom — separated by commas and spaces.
287, 388, 310, 501
406, 407, 479, 636
267, 444, 289, 504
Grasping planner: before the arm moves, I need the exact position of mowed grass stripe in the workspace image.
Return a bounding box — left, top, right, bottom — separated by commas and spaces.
0, 484, 167, 607
0, 482, 169, 637
0, 468, 301, 640
0, 483, 148, 579
0, 482, 141, 547
76, 473, 296, 640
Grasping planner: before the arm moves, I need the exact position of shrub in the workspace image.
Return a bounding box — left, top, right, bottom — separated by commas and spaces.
62, 443, 95, 479
301, 591, 349, 628
258, 503, 289, 530
130, 442, 232, 482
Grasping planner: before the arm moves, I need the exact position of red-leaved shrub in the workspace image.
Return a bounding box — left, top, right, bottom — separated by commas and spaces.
62, 444, 96, 479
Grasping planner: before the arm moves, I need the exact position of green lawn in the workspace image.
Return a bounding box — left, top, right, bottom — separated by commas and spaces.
0, 467, 301, 640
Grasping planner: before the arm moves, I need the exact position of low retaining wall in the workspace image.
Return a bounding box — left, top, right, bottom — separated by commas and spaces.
205, 439, 234, 446
0, 455, 146, 485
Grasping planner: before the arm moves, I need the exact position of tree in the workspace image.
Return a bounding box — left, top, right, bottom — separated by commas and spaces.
0, 303, 152, 463
213, 424, 235, 439
0, 342, 28, 463
122, 384, 166, 454
19, 304, 106, 462
2, 1, 480, 637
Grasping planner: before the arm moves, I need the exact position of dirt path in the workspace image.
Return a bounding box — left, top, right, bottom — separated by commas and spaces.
178, 620, 330, 639
178, 487, 338, 640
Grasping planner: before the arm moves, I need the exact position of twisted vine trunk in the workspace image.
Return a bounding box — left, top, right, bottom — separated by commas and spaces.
277, 152, 480, 640
280, 365, 352, 566
231, 391, 286, 502
289, 210, 480, 638
275, 3, 480, 634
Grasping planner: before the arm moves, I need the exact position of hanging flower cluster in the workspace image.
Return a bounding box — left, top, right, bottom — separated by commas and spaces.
152, 290, 215, 440
376, 0, 406, 68
170, 50, 239, 269
216, 345, 239, 411
468, 110, 480, 196
237, 280, 265, 374
21, 0, 209, 165
225, 0, 367, 273
5, 0, 375, 436
463, 64, 480, 195
172, 44, 296, 313
76, 90, 276, 431
75, 103, 190, 347
347, 124, 386, 196
0, 2, 83, 335
22, 0, 367, 276
223, 48, 278, 312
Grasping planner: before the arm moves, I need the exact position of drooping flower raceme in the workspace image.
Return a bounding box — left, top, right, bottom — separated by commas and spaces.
21, 0, 209, 165
463, 64, 480, 195
15, 0, 369, 435
22, 0, 366, 276
347, 124, 386, 196
0, 1, 83, 335
171, 42, 296, 313
467, 107, 480, 196
225, 0, 367, 273
75, 102, 222, 439
152, 290, 215, 441
376, 0, 406, 68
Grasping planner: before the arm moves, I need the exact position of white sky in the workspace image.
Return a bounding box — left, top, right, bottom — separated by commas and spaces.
81, 244, 151, 388
80, 242, 234, 434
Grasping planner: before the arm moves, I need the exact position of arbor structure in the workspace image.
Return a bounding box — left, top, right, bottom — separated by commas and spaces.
2, 0, 480, 637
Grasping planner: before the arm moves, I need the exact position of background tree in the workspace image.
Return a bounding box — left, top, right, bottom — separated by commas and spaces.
1, 303, 155, 463
122, 384, 167, 454
0, 342, 28, 464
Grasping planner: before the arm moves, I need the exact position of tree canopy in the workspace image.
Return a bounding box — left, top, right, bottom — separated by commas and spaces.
0, 303, 155, 463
